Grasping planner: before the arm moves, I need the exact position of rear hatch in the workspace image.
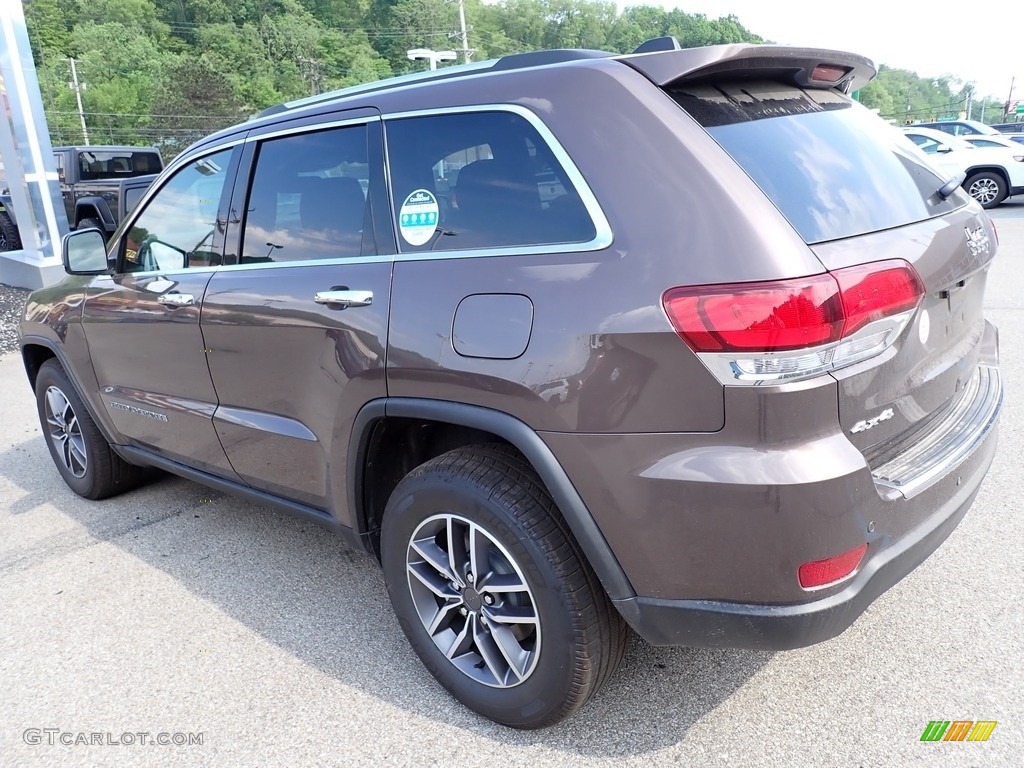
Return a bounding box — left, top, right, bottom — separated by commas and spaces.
628, 46, 996, 471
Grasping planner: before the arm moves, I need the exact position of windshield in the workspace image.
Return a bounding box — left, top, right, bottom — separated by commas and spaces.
669, 81, 967, 244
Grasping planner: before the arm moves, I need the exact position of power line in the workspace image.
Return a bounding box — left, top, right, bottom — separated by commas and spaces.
49, 111, 240, 120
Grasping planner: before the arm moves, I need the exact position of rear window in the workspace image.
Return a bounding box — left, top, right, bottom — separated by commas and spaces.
669, 81, 966, 243
77, 150, 163, 180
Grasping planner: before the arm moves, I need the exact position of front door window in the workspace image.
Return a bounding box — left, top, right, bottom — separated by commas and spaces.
122, 149, 233, 273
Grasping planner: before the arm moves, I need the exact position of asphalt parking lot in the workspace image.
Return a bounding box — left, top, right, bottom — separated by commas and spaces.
1, 203, 1023, 767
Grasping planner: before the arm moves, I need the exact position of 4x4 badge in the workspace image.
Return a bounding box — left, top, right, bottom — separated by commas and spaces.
850, 408, 894, 434
965, 225, 990, 258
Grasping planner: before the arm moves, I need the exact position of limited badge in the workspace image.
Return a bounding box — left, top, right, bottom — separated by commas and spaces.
398, 189, 439, 246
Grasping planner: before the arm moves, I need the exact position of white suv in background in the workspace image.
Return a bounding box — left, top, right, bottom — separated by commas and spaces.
902, 126, 1024, 208
961, 134, 1024, 153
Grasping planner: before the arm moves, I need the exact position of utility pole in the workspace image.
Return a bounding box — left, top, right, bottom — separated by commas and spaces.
965, 87, 972, 121
457, 0, 472, 63
68, 57, 89, 146
298, 57, 323, 96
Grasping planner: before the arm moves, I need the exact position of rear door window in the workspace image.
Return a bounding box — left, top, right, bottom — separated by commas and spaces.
239, 124, 372, 264
385, 110, 597, 252
669, 82, 965, 244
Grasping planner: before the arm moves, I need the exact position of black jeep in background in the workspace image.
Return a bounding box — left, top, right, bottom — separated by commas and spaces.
0, 145, 163, 251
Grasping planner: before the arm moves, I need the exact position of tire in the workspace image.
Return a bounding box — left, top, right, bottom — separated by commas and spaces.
76, 217, 105, 233
34, 359, 147, 500
0, 210, 21, 251
380, 443, 629, 729
963, 172, 1007, 209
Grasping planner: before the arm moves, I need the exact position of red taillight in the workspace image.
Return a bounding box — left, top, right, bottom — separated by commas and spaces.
663, 275, 843, 352
833, 262, 925, 337
798, 543, 868, 589
663, 260, 923, 354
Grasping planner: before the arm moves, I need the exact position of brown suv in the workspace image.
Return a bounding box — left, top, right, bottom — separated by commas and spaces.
19, 41, 1003, 729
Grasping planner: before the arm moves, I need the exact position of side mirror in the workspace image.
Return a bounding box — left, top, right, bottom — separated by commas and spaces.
62, 228, 109, 275
936, 145, 953, 154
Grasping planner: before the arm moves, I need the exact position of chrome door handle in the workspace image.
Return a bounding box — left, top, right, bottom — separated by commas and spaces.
314, 290, 373, 308
158, 292, 195, 307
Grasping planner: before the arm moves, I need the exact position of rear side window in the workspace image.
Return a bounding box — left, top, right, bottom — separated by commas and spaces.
124, 186, 146, 214
669, 82, 965, 243
385, 111, 596, 252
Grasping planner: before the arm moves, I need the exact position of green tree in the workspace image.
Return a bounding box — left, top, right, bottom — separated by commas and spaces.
157, 54, 246, 153
24, 0, 77, 57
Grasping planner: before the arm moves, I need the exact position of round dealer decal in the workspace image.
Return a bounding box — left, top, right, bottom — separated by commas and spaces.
398, 189, 440, 246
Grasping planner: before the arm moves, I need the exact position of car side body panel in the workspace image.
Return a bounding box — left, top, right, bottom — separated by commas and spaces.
385, 61, 829, 435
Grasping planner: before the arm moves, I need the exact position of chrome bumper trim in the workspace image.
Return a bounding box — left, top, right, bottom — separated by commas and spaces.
872, 365, 1002, 499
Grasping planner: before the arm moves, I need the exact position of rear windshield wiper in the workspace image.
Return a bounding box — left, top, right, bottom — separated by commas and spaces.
937, 172, 966, 200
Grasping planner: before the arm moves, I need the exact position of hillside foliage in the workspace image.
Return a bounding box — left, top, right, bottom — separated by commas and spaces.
22, 0, 1009, 156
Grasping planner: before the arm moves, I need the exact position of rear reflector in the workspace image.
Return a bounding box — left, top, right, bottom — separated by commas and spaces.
663, 260, 924, 354
798, 543, 868, 589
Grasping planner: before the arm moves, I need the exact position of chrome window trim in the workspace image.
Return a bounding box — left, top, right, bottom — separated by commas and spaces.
216, 254, 394, 272
243, 114, 380, 144
382, 103, 613, 259
104, 253, 397, 279
110, 105, 615, 279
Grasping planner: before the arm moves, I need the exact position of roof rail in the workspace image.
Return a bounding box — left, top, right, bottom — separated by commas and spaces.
490, 48, 614, 71
258, 60, 498, 118
257, 48, 616, 118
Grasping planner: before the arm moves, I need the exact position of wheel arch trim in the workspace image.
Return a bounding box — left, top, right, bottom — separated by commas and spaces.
74, 196, 115, 229
20, 335, 124, 447
964, 166, 1010, 185
348, 397, 636, 600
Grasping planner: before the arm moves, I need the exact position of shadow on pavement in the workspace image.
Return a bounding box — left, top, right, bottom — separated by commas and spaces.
0, 433, 772, 757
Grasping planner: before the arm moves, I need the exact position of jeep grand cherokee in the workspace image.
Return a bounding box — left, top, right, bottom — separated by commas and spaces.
20, 40, 1002, 728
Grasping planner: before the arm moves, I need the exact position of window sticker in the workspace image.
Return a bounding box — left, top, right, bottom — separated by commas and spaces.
398, 189, 439, 246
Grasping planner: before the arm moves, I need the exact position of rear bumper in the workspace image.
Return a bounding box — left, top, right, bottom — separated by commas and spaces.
612, 433, 994, 649
545, 322, 1002, 650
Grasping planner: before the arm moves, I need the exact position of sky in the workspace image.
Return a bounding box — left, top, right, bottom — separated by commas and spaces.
623, 0, 1020, 102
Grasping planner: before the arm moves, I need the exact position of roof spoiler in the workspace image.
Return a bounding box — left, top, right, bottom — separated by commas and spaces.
620, 44, 876, 94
